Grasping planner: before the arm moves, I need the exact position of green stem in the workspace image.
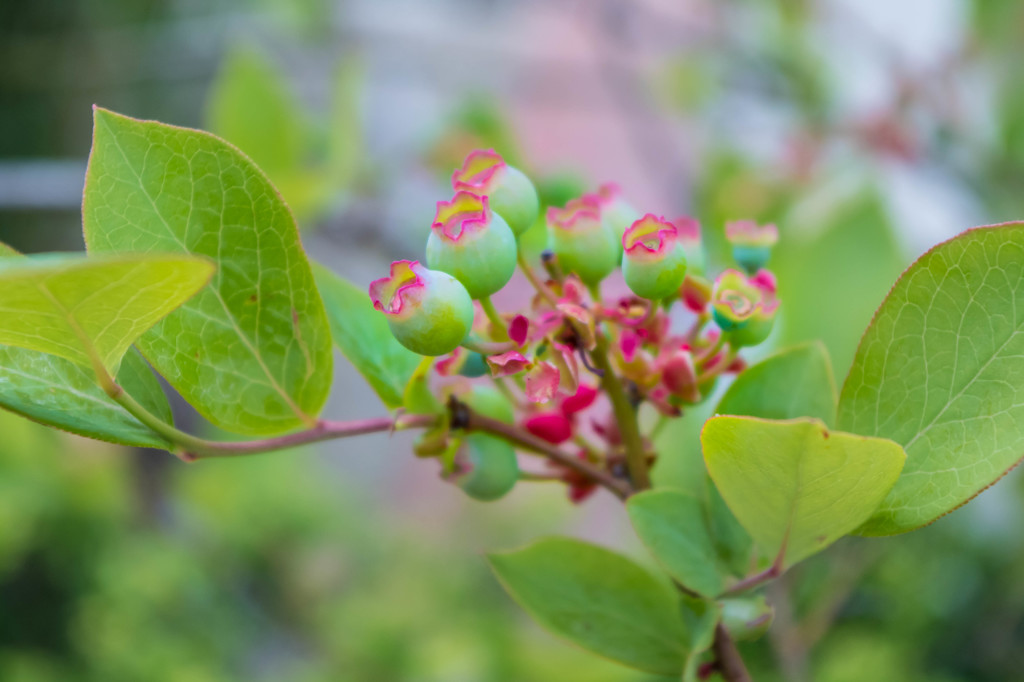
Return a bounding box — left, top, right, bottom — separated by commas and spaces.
589, 333, 650, 490
517, 252, 561, 307
479, 296, 509, 341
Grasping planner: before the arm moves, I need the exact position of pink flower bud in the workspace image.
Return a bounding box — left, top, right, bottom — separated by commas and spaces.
658, 347, 700, 403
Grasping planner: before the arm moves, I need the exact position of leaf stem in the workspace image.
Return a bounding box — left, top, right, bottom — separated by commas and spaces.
590, 332, 650, 490
107, 384, 437, 461
712, 624, 754, 682
722, 558, 783, 597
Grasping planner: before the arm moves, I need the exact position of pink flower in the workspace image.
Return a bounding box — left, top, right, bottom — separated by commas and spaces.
525, 361, 560, 403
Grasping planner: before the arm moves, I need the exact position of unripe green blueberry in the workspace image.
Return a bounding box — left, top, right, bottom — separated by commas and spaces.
461, 384, 515, 424
726, 220, 778, 274
452, 149, 539, 236
426, 191, 517, 299
721, 596, 774, 642
369, 260, 474, 356
586, 183, 641, 260
458, 351, 489, 378
710, 269, 778, 349
453, 433, 519, 501
547, 199, 618, 287
621, 214, 688, 300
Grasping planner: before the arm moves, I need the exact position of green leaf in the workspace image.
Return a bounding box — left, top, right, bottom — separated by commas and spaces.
838, 223, 1024, 535
327, 56, 363, 191
627, 489, 726, 598
207, 46, 307, 180
0, 242, 17, 257
717, 341, 837, 424
702, 416, 905, 568
489, 537, 689, 675
0, 253, 213, 372
83, 107, 334, 436
0, 347, 173, 448
776, 186, 906, 375
205, 46, 330, 221
312, 263, 420, 409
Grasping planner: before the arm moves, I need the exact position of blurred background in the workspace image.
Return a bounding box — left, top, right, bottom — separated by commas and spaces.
3, 0, 1024, 680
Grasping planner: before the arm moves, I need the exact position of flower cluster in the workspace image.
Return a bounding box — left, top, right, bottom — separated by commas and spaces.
370, 149, 781, 503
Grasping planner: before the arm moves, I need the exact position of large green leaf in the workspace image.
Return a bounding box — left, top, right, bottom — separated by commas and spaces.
312, 263, 420, 409
0, 253, 213, 372
206, 47, 332, 223
489, 537, 689, 675
0, 347, 173, 448
627, 489, 726, 598
0, 243, 175, 446
776, 186, 906, 376
702, 416, 905, 568
838, 223, 1024, 535
83, 108, 334, 435
207, 46, 307, 183
717, 341, 837, 424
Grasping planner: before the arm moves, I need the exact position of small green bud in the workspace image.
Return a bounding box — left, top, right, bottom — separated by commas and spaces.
452, 433, 519, 501
710, 269, 779, 347
726, 220, 778, 274
721, 596, 774, 642
370, 260, 474, 356
547, 198, 618, 287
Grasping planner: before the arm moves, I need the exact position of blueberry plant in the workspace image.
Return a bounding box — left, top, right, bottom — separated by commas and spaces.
2, 107, 1024, 681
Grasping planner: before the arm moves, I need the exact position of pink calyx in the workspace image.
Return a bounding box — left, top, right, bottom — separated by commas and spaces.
432, 191, 491, 241
547, 199, 601, 232
452, 149, 506, 193
369, 260, 425, 318
623, 214, 678, 258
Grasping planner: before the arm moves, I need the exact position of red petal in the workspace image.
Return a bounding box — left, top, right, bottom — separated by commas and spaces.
561, 384, 598, 417
523, 412, 574, 444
